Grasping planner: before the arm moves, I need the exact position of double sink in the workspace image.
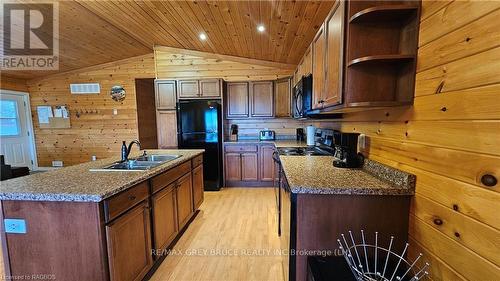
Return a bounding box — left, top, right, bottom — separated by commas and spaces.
90, 154, 181, 172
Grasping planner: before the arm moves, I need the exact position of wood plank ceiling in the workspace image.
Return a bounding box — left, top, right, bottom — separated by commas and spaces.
1, 0, 334, 80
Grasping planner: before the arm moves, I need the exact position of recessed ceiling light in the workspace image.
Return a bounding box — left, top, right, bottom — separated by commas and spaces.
199, 33, 207, 40
257, 25, 265, 32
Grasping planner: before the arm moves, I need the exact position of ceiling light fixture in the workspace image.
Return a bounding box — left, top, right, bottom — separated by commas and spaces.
199, 33, 207, 40
257, 25, 265, 32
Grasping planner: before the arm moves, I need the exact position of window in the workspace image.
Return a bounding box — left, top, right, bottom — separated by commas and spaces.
0, 100, 20, 136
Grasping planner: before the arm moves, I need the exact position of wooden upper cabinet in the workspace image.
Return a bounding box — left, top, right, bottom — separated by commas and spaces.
250, 81, 274, 117
312, 25, 326, 109
152, 183, 178, 253
156, 110, 177, 149
176, 172, 193, 229
226, 82, 249, 118
177, 80, 199, 98
274, 77, 292, 117
106, 201, 153, 281
199, 79, 221, 98
323, 1, 344, 108
155, 80, 176, 110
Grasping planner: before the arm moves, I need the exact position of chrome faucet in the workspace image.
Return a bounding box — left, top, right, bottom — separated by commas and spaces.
121, 140, 141, 162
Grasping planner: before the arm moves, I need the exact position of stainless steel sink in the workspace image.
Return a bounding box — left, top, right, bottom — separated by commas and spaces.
135, 154, 181, 162
90, 154, 182, 172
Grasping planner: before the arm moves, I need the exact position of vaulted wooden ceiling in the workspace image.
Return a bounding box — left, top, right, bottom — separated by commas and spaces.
2, 0, 334, 80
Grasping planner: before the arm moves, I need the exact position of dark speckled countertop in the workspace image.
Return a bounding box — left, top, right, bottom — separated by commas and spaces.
280, 156, 415, 196
224, 139, 309, 147
0, 149, 204, 202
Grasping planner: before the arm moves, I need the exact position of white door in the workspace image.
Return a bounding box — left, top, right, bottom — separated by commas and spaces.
0, 92, 33, 169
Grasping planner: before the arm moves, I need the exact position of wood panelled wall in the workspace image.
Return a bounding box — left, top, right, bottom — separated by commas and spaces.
155, 46, 295, 81
333, 2, 500, 280
0, 76, 29, 92
26, 54, 155, 166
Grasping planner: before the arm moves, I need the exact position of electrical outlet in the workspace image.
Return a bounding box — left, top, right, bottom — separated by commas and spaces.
4, 219, 27, 234
52, 160, 63, 167
113, 109, 118, 115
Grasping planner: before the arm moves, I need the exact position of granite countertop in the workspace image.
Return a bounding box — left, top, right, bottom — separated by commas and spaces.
224, 139, 309, 148
279, 156, 415, 196
0, 149, 204, 202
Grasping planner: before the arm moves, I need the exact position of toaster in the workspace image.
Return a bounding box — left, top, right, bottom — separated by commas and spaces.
259, 130, 276, 141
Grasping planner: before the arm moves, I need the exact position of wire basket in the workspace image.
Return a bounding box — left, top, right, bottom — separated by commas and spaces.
337, 230, 429, 281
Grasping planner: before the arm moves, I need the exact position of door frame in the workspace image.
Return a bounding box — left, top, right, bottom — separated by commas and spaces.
0, 89, 38, 170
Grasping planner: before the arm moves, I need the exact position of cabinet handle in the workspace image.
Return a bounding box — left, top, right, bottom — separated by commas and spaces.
128, 195, 136, 201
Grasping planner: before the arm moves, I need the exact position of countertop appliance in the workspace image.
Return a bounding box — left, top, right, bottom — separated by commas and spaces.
306, 125, 316, 146
259, 130, 276, 141
293, 74, 312, 119
333, 132, 363, 168
177, 100, 223, 191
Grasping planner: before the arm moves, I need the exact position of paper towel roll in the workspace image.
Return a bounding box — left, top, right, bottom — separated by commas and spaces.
306, 125, 316, 146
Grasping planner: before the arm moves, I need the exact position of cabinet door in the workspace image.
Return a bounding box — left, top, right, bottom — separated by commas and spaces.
323, 2, 344, 108
274, 78, 292, 117
176, 172, 193, 229
192, 164, 204, 210
241, 152, 258, 181
155, 80, 176, 110
106, 201, 152, 281
224, 153, 242, 181
250, 81, 274, 117
260, 146, 275, 182
152, 184, 178, 253
199, 79, 221, 98
312, 25, 326, 109
156, 110, 177, 148
226, 82, 249, 118
178, 80, 199, 98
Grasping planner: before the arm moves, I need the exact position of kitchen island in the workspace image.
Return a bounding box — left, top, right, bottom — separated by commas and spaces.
277, 156, 416, 281
0, 149, 204, 281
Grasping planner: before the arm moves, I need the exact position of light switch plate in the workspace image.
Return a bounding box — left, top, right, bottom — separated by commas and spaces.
4, 219, 27, 234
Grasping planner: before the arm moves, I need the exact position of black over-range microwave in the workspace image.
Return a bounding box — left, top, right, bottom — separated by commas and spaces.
292, 74, 312, 119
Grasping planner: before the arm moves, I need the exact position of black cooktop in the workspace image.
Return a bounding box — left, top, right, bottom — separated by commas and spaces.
278, 146, 333, 156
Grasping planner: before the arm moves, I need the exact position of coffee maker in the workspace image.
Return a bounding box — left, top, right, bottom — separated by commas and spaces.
333, 131, 364, 168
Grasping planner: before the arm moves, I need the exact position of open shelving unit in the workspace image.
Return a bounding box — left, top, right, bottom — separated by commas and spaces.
344, 0, 421, 107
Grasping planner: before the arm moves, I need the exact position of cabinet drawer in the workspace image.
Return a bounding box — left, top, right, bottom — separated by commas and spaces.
105, 181, 149, 222
192, 155, 203, 167
151, 161, 192, 194
225, 145, 258, 152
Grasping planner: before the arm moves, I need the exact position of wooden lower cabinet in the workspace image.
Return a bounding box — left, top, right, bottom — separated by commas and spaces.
192, 164, 204, 210
106, 201, 153, 281
260, 145, 275, 182
152, 183, 178, 254
225, 152, 242, 181
176, 172, 194, 229
241, 152, 258, 181
224, 143, 276, 186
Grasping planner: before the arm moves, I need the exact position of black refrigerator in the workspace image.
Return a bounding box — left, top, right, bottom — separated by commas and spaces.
177, 100, 223, 191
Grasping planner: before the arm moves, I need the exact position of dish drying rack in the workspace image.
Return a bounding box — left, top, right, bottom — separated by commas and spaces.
338, 230, 429, 281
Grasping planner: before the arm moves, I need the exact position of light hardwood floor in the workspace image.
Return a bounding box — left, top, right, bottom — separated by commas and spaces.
150, 188, 284, 281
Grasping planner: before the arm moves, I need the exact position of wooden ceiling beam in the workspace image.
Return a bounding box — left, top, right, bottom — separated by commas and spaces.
154, 45, 297, 70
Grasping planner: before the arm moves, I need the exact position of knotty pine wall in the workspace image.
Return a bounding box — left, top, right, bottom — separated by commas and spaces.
155, 47, 294, 81
331, 2, 500, 280
0, 76, 29, 92
26, 54, 155, 167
